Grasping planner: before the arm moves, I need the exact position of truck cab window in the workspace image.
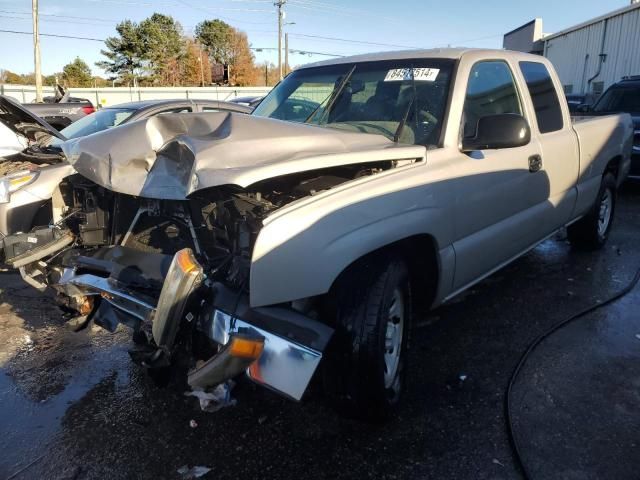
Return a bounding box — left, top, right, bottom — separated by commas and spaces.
519, 61, 564, 133
462, 61, 522, 138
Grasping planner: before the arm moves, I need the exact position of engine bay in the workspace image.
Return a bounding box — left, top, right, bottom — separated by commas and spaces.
4, 161, 392, 303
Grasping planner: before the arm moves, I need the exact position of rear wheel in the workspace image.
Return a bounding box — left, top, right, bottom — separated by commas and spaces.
568, 173, 616, 250
323, 256, 411, 421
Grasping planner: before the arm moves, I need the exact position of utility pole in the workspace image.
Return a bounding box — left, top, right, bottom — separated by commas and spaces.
284, 33, 289, 76
275, 0, 285, 80
32, 0, 42, 102
198, 47, 205, 87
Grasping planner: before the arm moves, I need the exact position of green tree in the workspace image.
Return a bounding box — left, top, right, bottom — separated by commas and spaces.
62, 57, 93, 87
139, 13, 184, 85
195, 19, 233, 65
195, 20, 256, 85
97, 14, 186, 86
96, 20, 145, 86
43, 74, 59, 86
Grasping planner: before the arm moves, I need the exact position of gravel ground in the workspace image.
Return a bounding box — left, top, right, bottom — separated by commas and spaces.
0, 183, 639, 480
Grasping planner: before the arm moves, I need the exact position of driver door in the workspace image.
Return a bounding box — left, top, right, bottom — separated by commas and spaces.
451, 60, 548, 291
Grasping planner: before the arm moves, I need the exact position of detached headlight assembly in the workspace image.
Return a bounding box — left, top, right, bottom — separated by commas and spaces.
0, 170, 39, 204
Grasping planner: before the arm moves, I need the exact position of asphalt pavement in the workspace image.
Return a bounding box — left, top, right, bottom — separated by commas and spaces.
1, 183, 639, 480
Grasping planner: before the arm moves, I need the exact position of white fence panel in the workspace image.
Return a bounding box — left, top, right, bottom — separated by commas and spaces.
0, 84, 273, 107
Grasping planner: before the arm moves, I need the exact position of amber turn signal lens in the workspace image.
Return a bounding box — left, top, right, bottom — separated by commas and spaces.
229, 336, 264, 360
175, 249, 199, 273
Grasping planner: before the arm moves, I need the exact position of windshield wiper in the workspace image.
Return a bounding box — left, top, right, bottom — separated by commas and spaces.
393, 66, 418, 143
394, 98, 414, 143
305, 65, 356, 124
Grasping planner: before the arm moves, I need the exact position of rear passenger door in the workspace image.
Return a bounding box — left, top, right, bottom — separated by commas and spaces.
451, 60, 548, 290
518, 61, 579, 228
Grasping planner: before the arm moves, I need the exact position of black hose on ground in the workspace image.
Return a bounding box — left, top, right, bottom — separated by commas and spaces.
506, 264, 640, 479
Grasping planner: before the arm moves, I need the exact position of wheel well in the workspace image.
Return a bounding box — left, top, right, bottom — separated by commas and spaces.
605, 155, 622, 182
330, 234, 440, 315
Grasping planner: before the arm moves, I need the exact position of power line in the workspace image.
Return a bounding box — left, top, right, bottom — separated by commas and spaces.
0, 29, 347, 57
287, 0, 403, 24
288, 32, 418, 49
0, 13, 199, 35
83, 0, 178, 6
173, 0, 273, 25
250, 46, 342, 57
0, 14, 122, 28
0, 10, 115, 23
0, 29, 105, 42
288, 0, 373, 15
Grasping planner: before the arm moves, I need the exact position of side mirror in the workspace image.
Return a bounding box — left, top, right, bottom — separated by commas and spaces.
462, 113, 531, 151
577, 103, 592, 113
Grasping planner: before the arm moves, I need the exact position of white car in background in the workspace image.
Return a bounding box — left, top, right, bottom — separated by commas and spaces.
0, 121, 27, 158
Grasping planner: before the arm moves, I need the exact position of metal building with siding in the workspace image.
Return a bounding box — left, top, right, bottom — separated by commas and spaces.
504, 2, 640, 97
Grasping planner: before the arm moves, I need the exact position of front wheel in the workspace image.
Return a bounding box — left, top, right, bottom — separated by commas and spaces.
323, 256, 411, 421
568, 173, 617, 250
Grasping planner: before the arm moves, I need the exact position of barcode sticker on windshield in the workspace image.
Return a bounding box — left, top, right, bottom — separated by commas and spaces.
384, 68, 439, 82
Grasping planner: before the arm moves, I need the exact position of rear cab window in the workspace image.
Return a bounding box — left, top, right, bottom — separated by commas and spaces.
519, 61, 564, 133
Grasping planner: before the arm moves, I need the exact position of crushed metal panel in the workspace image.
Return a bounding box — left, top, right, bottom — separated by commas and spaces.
61, 112, 425, 199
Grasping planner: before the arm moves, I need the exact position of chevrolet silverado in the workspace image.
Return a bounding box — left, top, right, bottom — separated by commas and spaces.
0, 49, 634, 419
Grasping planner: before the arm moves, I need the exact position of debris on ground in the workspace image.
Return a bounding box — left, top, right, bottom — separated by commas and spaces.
189, 419, 198, 428
635, 334, 640, 340
492, 458, 505, 467
459, 374, 467, 382
184, 381, 236, 413
258, 415, 268, 425
177, 465, 212, 479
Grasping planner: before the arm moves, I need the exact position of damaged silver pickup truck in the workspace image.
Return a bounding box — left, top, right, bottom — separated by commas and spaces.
1, 49, 634, 419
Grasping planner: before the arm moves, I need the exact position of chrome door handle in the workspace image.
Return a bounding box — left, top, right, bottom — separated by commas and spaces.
528, 154, 542, 173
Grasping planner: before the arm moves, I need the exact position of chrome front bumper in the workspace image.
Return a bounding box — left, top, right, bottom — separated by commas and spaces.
56, 258, 332, 401
203, 309, 323, 401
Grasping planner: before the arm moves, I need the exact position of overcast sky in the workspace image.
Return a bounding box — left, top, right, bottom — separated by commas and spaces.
0, 0, 631, 76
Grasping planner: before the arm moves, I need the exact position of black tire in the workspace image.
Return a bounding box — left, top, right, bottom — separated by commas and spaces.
323, 256, 411, 421
568, 173, 617, 250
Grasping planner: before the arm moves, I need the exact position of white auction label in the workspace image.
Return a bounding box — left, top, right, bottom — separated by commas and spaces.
384, 68, 440, 82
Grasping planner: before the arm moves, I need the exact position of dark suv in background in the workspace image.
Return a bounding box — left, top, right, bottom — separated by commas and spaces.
582, 76, 640, 178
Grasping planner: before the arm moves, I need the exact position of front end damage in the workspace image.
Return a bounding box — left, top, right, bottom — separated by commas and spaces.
2, 172, 340, 399
1, 112, 425, 401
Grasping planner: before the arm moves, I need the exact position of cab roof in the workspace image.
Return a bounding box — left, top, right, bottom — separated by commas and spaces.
299, 48, 544, 69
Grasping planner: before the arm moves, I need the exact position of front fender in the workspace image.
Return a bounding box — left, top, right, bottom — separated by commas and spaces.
249, 165, 451, 307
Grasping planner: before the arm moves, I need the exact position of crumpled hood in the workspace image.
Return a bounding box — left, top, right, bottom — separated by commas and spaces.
61, 112, 426, 200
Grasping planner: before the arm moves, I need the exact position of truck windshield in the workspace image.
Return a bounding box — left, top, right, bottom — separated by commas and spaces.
593, 85, 640, 114
252, 59, 454, 146
49, 107, 136, 146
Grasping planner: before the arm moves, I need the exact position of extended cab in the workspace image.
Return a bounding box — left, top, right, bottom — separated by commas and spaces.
1, 49, 633, 419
